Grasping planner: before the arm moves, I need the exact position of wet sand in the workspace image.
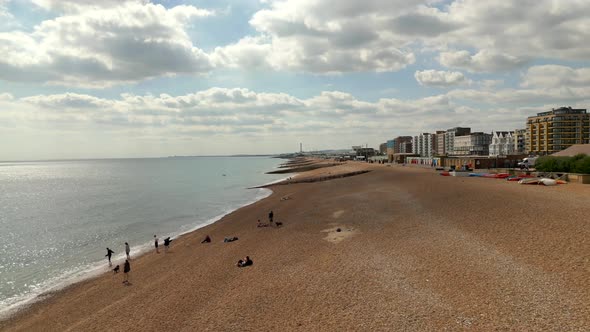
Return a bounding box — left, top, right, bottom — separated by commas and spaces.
2, 161, 590, 331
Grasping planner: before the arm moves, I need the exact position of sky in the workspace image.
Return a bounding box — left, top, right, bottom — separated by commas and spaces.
1, 0, 590, 160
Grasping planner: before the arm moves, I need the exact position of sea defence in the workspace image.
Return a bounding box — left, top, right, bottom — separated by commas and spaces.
2, 161, 590, 331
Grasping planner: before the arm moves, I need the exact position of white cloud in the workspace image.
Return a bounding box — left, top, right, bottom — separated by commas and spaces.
213, 0, 422, 73
4, 83, 590, 159
213, 0, 590, 74
5, 84, 589, 137
443, 0, 590, 61
522, 65, 590, 88
0, 2, 213, 87
414, 69, 467, 87
439, 50, 529, 73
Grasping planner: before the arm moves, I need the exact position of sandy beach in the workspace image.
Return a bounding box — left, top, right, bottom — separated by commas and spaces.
2, 160, 590, 331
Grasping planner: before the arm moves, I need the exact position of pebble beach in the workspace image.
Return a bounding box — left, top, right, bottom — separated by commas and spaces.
2, 160, 590, 331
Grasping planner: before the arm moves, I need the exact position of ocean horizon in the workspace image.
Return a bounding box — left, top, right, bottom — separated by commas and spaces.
0, 156, 287, 317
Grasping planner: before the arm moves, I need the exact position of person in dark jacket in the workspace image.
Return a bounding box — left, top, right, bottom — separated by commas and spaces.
105, 248, 115, 266
123, 259, 131, 284
163, 237, 172, 252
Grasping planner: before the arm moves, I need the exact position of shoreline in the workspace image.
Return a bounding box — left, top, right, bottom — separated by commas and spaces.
3, 161, 590, 331
0, 168, 291, 321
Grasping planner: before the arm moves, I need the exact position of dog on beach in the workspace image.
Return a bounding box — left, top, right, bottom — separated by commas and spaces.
275, 221, 283, 227
112, 265, 120, 273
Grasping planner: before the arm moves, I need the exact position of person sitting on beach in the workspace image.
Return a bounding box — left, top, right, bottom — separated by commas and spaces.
224, 236, 238, 243
237, 256, 253, 267
201, 235, 211, 243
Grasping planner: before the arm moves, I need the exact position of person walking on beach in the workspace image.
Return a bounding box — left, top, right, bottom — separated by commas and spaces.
268, 210, 274, 225
123, 259, 131, 285
125, 242, 130, 259
163, 237, 172, 252
105, 248, 115, 267
154, 235, 159, 254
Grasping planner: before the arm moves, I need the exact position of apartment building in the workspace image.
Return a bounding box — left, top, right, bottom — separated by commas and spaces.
434, 130, 446, 156
454, 132, 492, 156
393, 136, 413, 153
513, 128, 527, 155
527, 107, 590, 155
444, 127, 471, 156
413, 133, 435, 158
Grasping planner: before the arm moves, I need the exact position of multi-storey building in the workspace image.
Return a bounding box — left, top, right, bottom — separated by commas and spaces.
489, 131, 515, 156
444, 127, 471, 156
379, 143, 387, 155
386, 139, 395, 156
527, 107, 590, 155
413, 133, 435, 158
393, 136, 413, 154
454, 132, 492, 156
513, 129, 527, 155
434, 130, 446, 156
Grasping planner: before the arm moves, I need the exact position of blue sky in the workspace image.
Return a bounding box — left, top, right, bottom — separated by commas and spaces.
1, 0, 590, 160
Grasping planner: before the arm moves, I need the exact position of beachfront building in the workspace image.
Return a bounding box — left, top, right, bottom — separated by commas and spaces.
445, 127, 471, 155
434, 130, 446, 156
527, 107, 590, 155
393, 136, 413, 154
453, 132, 492, 156
513, 128, 527, 155
379, 143, 387, 155
413, 133, 435, 158
386, 140, 395, 162
489, 131, 515, 156
354, 147, 376, 159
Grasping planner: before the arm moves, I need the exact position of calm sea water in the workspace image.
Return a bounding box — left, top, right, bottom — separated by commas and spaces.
0, 156, 286, 316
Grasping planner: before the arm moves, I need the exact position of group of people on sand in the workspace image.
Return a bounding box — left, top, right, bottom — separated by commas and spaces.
200, 210, 280, 268
105, 210, 279, 283
153, 235, 173, 253
257, 210, 282, 227
105, 241, 132, 284
104, 234, 175, 286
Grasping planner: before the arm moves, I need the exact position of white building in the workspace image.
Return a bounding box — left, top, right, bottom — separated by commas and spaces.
413, 133, 435, 158
489, 131, 515, 156
444, 127, 471, 156
454, 132, 492, 156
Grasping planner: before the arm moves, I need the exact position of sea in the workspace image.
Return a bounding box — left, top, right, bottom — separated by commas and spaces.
0, 156, 287, 317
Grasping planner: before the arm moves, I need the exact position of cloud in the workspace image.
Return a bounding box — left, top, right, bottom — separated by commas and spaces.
0, 2, 213, 87
439, 50, 529, 73
443, 0, 590, 61
4, 83, 590, 159
213, 0, 422, 73
414, 69, 467, 87
6, 84, 589, 136
522, 65, 590, 88
212, 0, 590, 74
